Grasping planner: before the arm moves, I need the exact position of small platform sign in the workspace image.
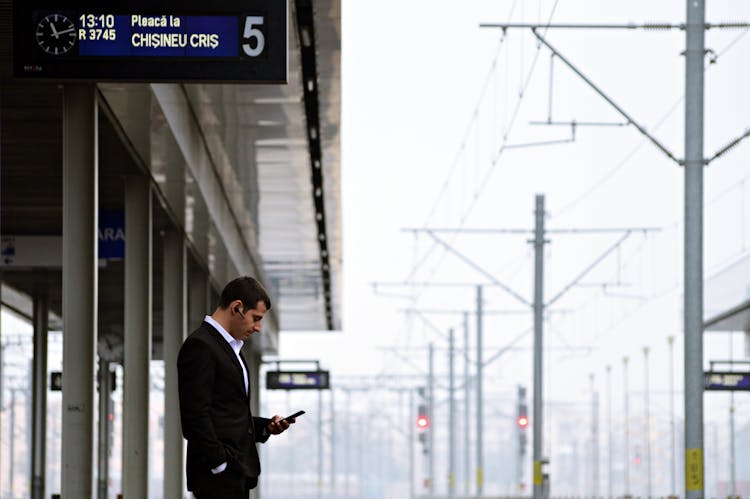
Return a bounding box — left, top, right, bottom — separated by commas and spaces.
266, 370, 330, 390
703, 371, 750, 391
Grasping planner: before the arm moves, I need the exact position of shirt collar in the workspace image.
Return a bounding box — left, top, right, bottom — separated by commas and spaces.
205, 315, 244, 353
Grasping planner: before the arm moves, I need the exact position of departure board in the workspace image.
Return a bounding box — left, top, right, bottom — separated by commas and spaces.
266, 370, 331, 390
704, 371, 750, 391
13, 1, 287, 82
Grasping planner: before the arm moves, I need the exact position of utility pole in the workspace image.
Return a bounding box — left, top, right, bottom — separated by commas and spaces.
318, 390, 323, 499
410, 390, 415, 499
479, 6, 750, 497
643, 346, 651, 499
403, 201, 656, 499
623, 356, 630, 498
330, 390, 336, 495
475, 286, 484, 496
606, 365, 613, 499
448, 328, 456, 497
428, 342, 435, 496
532, 194, 546, 499
683, 2, 706, 498
590, 373, 599, 498
463, 312, 470, 496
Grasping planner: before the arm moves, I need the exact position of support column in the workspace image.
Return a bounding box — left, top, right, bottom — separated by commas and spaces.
589, 373, 599, 498
475, 286, 483, 496
163, 229, 186, 499
330, 390, 336, 494
643, 346, 651, 499
409, 390, 414, 499
123, 176, 152, 498
623, 356, 630, 497
317, 390, 323, 498
62, 84, 98, 499
448, 328, 455, 497
684, 1, 705, 498
532, 194, 546, 499
428, 342, 435, 496
32, 293, 49, 499
97, 359, 111, 499
463, 312, 470, 496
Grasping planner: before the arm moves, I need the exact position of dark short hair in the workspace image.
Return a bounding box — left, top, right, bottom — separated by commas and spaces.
218, 276, 272, 311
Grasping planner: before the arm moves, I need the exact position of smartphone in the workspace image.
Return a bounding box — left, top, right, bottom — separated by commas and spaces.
283, 410, 305, 422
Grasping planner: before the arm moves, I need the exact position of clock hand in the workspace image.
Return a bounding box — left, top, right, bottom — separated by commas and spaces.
50, 22, 59, 38
55, 27, 76, 36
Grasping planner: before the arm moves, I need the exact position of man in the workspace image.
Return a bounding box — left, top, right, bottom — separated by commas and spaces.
178, 276, 295, 498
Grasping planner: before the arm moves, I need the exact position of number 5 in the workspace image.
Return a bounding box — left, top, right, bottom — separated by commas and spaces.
243, 16, 265, 57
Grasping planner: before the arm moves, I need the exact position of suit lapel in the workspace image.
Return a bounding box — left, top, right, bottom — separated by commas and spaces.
203, 322, 248, 399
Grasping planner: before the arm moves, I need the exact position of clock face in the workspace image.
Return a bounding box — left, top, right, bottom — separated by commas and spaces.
35, 13, 77, 55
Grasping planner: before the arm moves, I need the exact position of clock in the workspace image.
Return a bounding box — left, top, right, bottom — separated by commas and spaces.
35, 13, 77, 55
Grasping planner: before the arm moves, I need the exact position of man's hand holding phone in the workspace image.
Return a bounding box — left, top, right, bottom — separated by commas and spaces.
267, 410, 304, 435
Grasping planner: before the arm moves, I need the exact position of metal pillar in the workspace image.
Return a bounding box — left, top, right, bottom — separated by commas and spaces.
97, 360, 111, 499
532, 194, 545, 499
448, 328, 455, 497
475, 286, 484, 495
428, 342, 435, 496
729, 332, 736, 497
684, 1, 705, 498
318, 390, 323, 498
623, 356, 630, 497
32, 294, 49, 499
346, 390, 352, 498
606, 365, 613, 499
463, 311, 470, 496
163, 229, 186, 498
10, 389, 16, 497
590, 373, 599, 498
123, 176, 152, 498
330, 390, 336, 494
61, 84, 98, 499
409, 390, 415, 499
643, 346, 651, 499
729, 391, 736, 497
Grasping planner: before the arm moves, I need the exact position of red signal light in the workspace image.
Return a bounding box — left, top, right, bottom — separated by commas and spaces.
517, 416, 529, 428
417, 415, 430, 428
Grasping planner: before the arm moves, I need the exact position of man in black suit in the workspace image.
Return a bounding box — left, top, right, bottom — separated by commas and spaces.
178, 276, 295, 498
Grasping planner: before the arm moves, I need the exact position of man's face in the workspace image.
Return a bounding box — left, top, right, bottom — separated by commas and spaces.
231, 300, 268, 341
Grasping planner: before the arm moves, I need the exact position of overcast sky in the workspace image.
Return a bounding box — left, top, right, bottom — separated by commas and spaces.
280, 0, 750, 391
272, 0, 750, 486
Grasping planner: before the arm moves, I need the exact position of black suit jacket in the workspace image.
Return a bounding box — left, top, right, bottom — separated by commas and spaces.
177, 321, 270, 493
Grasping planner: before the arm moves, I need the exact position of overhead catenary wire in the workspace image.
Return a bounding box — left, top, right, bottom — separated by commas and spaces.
404, 0, 561, 286
552, 26, 750, 220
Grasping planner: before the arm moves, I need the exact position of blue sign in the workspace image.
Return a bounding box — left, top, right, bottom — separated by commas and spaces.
266, 371, 330, 390
78, 15, 239, 58
99, 210, 124, 260
13, 0, 287, 82
704, 371, 750, 391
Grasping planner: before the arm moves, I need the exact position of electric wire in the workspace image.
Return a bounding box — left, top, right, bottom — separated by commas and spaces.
408, 0, 562, 293
551, 26, 750, 220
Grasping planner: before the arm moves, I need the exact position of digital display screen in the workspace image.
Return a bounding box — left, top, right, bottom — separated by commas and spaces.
13, 1, 287, 82
704, 371, 750, 391
266, 371, 331, 390
77, 14, 241, 58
